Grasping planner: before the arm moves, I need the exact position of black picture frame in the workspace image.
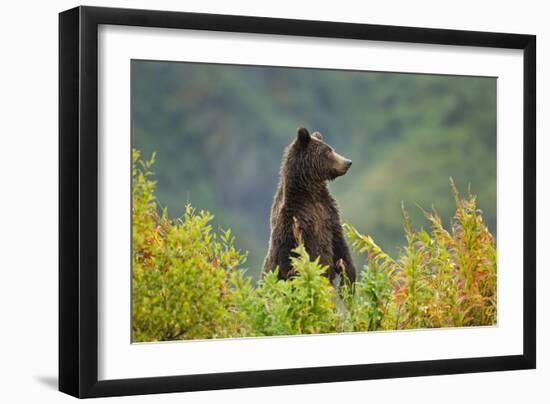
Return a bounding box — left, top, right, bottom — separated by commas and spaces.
59, 5, 536, 398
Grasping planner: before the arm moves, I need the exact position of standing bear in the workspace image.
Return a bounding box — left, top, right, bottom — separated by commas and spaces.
262, 127, 356, 284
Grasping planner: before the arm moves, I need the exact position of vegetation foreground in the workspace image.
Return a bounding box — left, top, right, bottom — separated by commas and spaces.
132, 150, 497, 342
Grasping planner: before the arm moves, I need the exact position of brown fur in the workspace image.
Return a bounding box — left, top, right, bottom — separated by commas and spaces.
262, 127, 356, 284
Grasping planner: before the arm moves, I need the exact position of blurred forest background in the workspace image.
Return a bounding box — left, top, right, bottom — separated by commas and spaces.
131, 60, 496, 281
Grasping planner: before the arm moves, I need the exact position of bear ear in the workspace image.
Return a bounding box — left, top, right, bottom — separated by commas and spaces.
312, 131, 323, 141
296, 127, 311, 146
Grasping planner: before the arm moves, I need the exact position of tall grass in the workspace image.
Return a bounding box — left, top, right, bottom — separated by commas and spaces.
132, 150, 496, 342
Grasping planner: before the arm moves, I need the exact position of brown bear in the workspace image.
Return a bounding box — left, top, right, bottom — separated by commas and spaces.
262, 127, 356, 284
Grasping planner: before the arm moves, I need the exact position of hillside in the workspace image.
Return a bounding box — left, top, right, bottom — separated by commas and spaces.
131, 60, 496, 279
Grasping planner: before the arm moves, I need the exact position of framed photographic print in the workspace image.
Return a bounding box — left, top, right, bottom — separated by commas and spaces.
59, 5, 536, 398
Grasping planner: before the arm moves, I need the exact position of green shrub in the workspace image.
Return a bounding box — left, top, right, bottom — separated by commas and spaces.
342, 179, 497, 331
132, 150, 497, 342
132, 150, 247, 341
234, 245, 339, 336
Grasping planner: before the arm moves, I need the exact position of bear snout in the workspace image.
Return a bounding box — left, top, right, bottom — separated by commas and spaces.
336, 157, 352, 174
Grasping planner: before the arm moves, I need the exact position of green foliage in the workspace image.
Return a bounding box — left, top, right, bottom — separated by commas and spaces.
342, 179, 497, 330
235, 245, 339, 336
132, 149, 248, 341
132, 151, 497, 342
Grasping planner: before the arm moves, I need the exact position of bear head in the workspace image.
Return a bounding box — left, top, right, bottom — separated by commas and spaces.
287, 127, 352, 183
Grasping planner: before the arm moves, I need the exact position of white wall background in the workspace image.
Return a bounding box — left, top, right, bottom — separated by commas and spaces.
0, 0, 545, 402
